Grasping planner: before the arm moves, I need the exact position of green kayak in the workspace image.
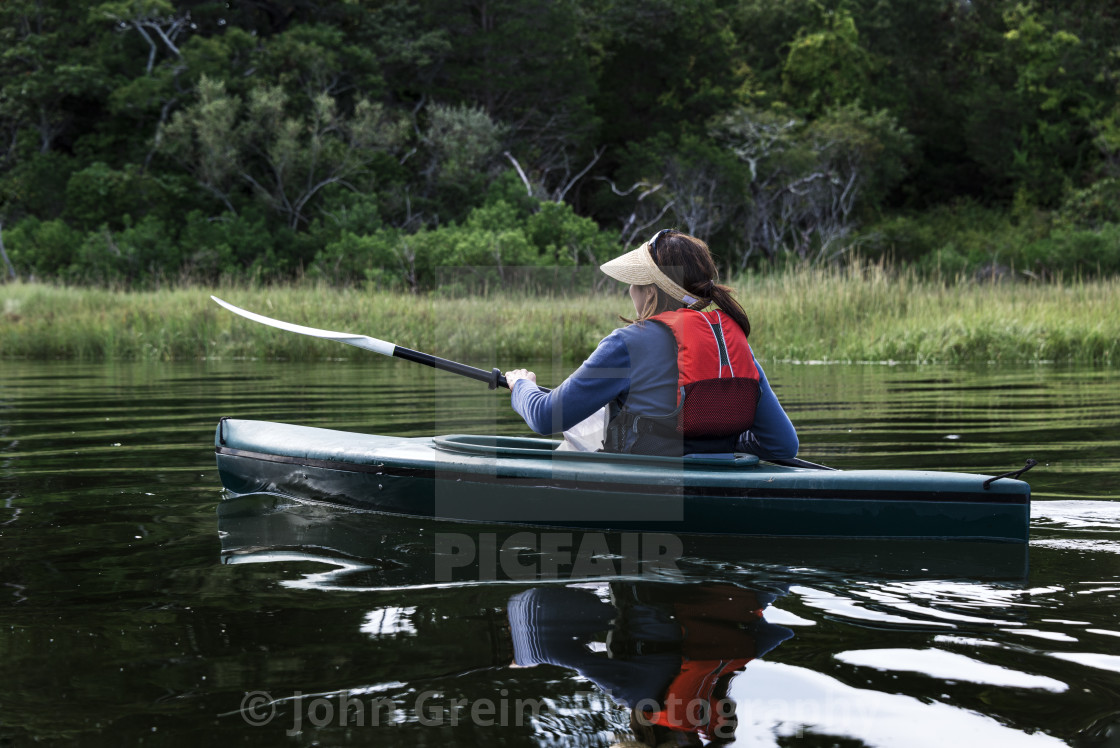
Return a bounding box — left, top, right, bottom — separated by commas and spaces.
214, 418, 1031, 543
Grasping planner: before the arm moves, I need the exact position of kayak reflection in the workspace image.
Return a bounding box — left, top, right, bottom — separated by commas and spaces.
503, 581, 792, 746
215, 493, 1031, 744
217, 493, 1029, 588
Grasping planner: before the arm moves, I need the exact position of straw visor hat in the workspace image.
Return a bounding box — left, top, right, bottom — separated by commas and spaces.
599, 233, 710, 310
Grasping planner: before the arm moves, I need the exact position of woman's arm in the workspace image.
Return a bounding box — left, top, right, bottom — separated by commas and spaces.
509, 331, 633, 435
737, 357, 799, 459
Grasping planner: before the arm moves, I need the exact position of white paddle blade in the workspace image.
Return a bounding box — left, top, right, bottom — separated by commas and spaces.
210, 296, 396, 357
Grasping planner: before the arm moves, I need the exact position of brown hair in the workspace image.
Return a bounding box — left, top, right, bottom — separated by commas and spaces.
626, 230, 751, 338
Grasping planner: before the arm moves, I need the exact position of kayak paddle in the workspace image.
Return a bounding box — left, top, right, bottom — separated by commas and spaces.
211, 296, 508, 389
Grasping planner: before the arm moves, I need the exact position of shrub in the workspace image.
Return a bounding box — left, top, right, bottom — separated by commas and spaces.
66, 216, 180, 285
915, 243, 974, 279
179, 211, 279, 282
63, 163, 142, 231
4, 218, 84, 278
312, 229, 402, 288
526, 201, 617, 266
1057, 178, 1120, 230
1017, 223, 1120, 278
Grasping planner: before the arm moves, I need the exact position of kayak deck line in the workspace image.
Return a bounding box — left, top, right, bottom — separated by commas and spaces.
429, 434, 764, 468
213, 418, 1031, 542
214, 444, 1028, 505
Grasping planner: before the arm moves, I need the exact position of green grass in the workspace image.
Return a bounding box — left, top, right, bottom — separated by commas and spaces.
746, 265, 1120, 364
2, 269, 1117, 364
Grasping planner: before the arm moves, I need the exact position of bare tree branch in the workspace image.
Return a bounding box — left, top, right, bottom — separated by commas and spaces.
554, 145, 604, 203
594, 176, 663, 198
131, 22, 159, 75
140, 14, 187, 58
108, 9, 190, 74
503, 151, 534, 197
621, 195, 675, 250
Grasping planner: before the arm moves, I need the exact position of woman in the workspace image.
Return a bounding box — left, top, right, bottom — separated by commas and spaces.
505, 229, 798, 458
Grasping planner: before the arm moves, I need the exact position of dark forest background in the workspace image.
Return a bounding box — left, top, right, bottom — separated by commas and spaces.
2, 0, 1119, 288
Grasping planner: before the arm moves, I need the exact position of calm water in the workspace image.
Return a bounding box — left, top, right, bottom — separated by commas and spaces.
1, 358, 1118, 747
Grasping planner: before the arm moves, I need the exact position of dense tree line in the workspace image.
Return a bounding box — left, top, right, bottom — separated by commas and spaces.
1, 0, 1118, 288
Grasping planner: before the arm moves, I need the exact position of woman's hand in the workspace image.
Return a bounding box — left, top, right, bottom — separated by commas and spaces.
504, 369, 537, 388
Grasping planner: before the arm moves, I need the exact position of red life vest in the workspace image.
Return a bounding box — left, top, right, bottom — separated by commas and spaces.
649, 309, 761, 439
643, 585, 767, 739
645, 658, 751, 739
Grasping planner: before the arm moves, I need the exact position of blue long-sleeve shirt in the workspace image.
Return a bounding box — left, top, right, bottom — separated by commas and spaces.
510, 321, 799, 459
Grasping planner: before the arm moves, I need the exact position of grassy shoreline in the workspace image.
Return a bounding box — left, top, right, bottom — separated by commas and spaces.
2, 269, 1118, 364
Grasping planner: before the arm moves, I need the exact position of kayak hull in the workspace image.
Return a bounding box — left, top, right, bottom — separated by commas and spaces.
214, 419, 1031, 542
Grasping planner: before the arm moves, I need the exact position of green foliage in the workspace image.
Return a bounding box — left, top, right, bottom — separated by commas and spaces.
308, 196, 616, 289
68, 214, 181, 284
423, 0, 596, 145
1017, 223, 1120, 278
781, 6, 875, 115
424, 104, 506, 184
178, 210, 281, 281
1057, 178, 1120, 229
2, 0, 1120, 286
4, 217, 84, 277
416, 103, 508, 221
63, 162, 142, 231
866, 199, 1120, 279
254, 23, 384, 104
662, 133, 748, 243
310, 229, 403, 288
526, 201, 617, 266
863, 201, 1033, 270
460, 199, 526, 234
482, 170, 542, 218
442, 226, 536, 271
1090, 44, 1120, 176
312, 190, 386, 239
156, 75, 241, 210
811, 103, 914, 210
1, 0, 112, 159
588, 0, 752, 145
0, 148, 77, 221
999, 4, 1093, 205
158, 75, 408, 228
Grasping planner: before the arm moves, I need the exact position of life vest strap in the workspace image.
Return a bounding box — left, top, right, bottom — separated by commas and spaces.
709, 318, 732, 369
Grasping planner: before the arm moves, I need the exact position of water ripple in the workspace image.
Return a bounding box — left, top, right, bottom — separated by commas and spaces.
834, 648, 1067, 692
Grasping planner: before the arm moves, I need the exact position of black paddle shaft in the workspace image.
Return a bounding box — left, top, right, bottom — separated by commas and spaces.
392, 346, 508, 389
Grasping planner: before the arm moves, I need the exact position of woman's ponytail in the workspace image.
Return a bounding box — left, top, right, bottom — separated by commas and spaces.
708, 282, 751, 338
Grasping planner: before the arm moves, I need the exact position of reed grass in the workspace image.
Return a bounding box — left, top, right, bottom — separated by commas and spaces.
1, 268, 1117, 364
744, 265, 1120, 364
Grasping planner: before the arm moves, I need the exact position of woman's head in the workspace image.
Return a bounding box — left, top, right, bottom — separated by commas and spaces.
601, 229, 751, 336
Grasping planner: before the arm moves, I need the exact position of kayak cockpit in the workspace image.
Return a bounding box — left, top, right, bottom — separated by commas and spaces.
431, 434, 763, 469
